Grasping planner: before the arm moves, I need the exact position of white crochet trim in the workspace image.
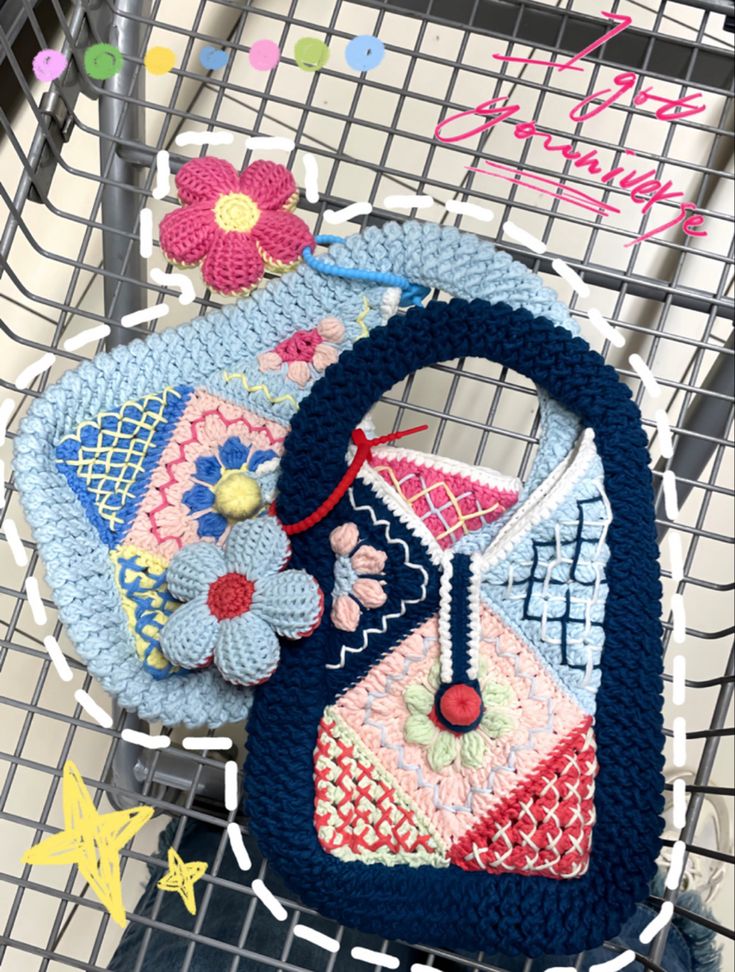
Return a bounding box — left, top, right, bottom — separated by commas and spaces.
467, 555, 483, 681
438, 553, 454, 683
379, 287, 402, 320
481, 429, 598, 569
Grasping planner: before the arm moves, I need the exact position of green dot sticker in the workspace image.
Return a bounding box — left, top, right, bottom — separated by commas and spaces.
84, 43, 123, 81
294, 37, 330, 73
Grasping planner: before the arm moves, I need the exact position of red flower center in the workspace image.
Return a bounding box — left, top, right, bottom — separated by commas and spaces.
275, 328, 323, 363
438, 683, 483, 729
207, 572, 255, 620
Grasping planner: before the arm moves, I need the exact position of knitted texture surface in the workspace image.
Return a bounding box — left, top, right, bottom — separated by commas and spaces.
13, 221, 584, 728
246, 298, 664, 955
159, 158, 315, 297
162, 517, 322, 685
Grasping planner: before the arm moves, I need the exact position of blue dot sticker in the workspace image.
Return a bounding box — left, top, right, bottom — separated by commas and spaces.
345, 35, 384, 73
199, 47, 229, 71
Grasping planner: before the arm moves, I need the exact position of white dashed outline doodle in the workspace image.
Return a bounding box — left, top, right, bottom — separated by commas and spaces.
1, 130, 689, 964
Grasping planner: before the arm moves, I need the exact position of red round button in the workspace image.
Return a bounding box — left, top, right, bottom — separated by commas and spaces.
438, 683, 483, 728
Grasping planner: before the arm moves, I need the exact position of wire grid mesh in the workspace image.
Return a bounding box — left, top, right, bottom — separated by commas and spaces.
0, 0, 733, 969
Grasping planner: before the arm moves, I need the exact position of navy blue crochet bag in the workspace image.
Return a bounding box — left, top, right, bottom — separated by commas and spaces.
245, 296, 664, 956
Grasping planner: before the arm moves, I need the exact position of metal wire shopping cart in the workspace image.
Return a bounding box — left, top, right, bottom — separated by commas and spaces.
0, 0, 733, 969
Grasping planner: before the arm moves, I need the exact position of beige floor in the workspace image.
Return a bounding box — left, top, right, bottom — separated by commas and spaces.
0, 0, 733, 969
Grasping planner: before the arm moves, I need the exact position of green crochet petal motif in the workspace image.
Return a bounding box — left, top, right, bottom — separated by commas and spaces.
404, 683, 434, 716
405, 714, 436, 746
482, 710, 515, 738
484, 681, 515, 707
460, 730, 487, 768
428, 731, 458, 771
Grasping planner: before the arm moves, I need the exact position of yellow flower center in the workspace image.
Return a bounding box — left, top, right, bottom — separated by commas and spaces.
213, 470, 262, 520
213, 193, 260, 233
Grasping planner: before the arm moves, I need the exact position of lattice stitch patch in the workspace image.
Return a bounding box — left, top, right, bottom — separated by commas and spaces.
484, 482, 612, 713
448, 721, 597, 879
55, 386, 192, 546
314, 714, 447, 867
111, 544, 182, 679
370, 453, 518, 549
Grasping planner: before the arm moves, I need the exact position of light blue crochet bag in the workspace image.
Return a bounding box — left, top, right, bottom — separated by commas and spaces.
13, 221, 581, 728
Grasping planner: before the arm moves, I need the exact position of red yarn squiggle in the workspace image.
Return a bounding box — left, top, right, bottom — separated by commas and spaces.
283, 425, 428, 535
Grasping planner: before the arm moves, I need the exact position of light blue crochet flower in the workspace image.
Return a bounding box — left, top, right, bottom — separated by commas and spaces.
161, 517, 323, 686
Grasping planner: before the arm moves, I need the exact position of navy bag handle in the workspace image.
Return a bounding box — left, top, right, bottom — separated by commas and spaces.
248, 297, 664, 957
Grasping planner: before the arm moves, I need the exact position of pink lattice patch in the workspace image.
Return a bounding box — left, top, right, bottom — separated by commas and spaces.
369, 449, 519, 548
126, 389, 287, 558
325, 606, 590, 851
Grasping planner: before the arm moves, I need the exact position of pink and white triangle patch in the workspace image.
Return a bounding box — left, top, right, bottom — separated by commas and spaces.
368, 448, 519, 549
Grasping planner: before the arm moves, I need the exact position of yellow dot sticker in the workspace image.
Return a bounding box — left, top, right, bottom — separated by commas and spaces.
144, 46, 176, 75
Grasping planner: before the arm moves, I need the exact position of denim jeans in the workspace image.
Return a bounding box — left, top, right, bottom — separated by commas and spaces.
110, 819, 714, 972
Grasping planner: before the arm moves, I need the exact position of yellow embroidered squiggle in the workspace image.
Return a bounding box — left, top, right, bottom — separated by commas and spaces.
355, 296, 371, 339
222, 372, 299, 408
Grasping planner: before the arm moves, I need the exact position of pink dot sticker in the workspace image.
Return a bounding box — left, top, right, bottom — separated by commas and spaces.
249, 39, 280, 72
32, 49, 68, 83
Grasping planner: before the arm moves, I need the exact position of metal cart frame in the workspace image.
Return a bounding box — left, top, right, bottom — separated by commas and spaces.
0, 0, 733, 969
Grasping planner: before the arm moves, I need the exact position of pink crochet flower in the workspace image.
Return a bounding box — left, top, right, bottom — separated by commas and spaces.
258, 316, 346, 387
329, 522, 387, 632
159, 157, 315, 297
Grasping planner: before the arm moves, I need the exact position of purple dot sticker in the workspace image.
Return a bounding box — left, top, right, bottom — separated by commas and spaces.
32, 49, 68, 83
249, 39, 281, 72
345, 35, 384, 73
199, 47, 229, 71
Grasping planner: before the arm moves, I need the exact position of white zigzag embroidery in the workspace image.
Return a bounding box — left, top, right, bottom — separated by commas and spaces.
359, 631, 555, 815
325, 486, 430, 670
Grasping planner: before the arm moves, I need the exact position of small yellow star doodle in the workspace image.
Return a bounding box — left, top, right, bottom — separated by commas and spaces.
21, 760, 154, 927
156, 846, 208, 914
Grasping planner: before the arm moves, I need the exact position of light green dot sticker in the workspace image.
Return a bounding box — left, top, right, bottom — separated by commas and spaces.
84, 43, 123, 81
294, 37, 330, 73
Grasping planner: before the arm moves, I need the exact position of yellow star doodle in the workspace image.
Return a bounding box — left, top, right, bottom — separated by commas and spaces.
156, 846, 208, 914
21, 759, 154, 927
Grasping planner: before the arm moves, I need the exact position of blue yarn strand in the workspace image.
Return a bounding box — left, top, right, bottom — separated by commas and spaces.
302, 241, 429, 308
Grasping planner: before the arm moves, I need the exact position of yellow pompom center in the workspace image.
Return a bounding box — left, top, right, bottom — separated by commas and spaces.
213, 471, 262, 520
214, 193, 260, 233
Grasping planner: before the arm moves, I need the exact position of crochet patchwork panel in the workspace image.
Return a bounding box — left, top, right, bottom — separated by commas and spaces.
42, 289, 401, 718
55, 385, 288, 679
246, 294, 664, 957
311, 441, 606, 879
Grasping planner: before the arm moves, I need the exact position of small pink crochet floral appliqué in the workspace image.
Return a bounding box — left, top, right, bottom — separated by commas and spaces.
258, 317, 346, 387
329, 522, 387, 632
159, 157, 315, 297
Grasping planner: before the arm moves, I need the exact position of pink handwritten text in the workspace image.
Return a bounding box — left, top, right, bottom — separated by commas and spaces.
439, 11, 708, 246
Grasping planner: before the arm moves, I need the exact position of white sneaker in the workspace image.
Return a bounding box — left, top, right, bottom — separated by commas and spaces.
658, 767, 733, 906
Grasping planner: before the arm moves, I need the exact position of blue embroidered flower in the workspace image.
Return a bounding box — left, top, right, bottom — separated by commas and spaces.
182, 436, 278, 540
161, 517, 323, 686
